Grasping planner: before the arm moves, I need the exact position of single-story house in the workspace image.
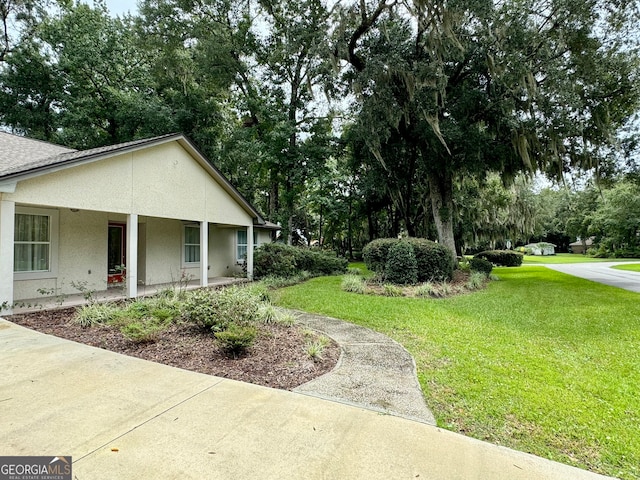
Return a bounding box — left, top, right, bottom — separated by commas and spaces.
569, 237, 594, 255
524, 242, 556, 256
0, 132, 279, 313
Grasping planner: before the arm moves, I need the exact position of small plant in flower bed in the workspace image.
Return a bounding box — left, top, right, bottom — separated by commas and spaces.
214, 324, 258, 358
341, 274, 367, 293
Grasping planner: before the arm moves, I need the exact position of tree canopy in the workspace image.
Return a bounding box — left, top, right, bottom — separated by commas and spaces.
1, 0, 639, 255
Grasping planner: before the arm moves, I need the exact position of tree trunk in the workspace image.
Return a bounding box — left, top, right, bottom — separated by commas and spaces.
428, 172, 457, 257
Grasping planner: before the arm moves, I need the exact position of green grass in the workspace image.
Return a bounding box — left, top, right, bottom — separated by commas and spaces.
274, 267, 640, 480
611, 263, 640, 272
522, 253, 640, 264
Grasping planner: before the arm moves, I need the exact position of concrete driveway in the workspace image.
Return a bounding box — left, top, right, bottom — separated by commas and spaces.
543, 262, 640, 293
0, 318, 613, 480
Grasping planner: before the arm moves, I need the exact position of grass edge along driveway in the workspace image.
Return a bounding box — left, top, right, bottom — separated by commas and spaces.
274, 267, 640, 480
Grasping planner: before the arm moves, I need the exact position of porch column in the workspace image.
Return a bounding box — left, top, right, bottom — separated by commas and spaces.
126, 214, 138, 299
0, 200, 15, 314
200, 221, 208, 287
246, 224, 254, 280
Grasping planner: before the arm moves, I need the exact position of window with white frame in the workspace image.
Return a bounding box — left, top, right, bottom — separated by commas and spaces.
183, 225, 200, 264
236, 229, 247, 263
237, 229, 259, 263
14, 207, 58, 278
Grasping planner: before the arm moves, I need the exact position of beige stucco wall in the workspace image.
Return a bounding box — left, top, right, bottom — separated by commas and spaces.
4, 142, 254, 227
208, 226, 241, 277
14, 209, 109, 301
140, 217, 200, 286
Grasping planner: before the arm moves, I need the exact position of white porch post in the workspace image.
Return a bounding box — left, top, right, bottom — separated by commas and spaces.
200, 221, 208, 287
126, 214, 138, 299
0, 200, 15, 314
246, 224, 254, 280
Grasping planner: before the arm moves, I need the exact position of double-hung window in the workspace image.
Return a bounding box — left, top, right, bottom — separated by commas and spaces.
236, 230, 248, 263
183, 225, 200, 265
14, 207, 58, 278
236, 230, 259, 263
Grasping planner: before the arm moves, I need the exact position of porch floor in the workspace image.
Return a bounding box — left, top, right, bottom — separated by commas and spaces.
11, 277, 250, 314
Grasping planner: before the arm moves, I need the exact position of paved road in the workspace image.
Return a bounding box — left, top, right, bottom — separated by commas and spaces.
542, 262, 640, 292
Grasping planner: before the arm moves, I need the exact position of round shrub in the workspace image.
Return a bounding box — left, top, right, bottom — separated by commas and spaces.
182, 286, 261, 332
384, 241, 418, 285
474, 250, 523, 267
215, 324, 257, 356
362, 238, 397, 275
469, 257, 493, 275
364, 237, 455, 282
254, 243, 298, 278
406, 238, 455, 282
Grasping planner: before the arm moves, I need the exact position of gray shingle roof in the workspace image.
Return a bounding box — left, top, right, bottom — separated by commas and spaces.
0, 132, 76, 177
0, 132, 268, 224
0, 132, 179, 179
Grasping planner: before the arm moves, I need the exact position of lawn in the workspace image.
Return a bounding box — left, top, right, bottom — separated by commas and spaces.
522, 253, 640, 264
611, 263, 640, 272
274, 266, 640, 480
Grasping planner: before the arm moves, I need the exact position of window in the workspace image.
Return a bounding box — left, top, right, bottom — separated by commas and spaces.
13, 206, 58, 279
253, 231, 258, 250
184, 225, 200, 264
236, 229, 247, 263
15, 213, 51, 272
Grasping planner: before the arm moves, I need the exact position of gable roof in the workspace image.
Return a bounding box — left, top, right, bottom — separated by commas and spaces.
0, 132, 76, 176
0, 132, 267, 225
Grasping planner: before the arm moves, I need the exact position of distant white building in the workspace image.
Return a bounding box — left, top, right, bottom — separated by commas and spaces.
525, 242, 556, 256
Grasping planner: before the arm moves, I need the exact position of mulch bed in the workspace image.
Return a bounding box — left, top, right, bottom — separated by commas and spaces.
7, 307, 340, 391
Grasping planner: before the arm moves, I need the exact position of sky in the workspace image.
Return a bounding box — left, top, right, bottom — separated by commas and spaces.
103, 0, 138, 16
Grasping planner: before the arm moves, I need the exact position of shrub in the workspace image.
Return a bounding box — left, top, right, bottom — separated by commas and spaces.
474, 250, 523, 267
254, 243, 347, 279
341, 274, 367, 294
182, 286, 261, 332
469, 257, 493, 275
363, 238, 455, 282
254, 243, 298, 278
385, 241, 418, 285
120, 319, 167, 343
260, 272, 312, 289
73, 303, 121, 327
406, 238, 455, 282
362, 238, 398, 275
215, 324, 257, 356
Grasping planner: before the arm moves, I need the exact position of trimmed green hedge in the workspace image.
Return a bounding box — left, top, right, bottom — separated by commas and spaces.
254, 243, 348, 279
363, 238, 455, 282
474, 250, 523, 267
469, 257, 493, 275
384, 241, 418, 285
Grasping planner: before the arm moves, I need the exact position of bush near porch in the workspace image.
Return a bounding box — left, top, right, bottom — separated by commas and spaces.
253, 243, 348, 279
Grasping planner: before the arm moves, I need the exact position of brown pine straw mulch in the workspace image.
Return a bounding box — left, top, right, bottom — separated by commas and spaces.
7, 307, 340, 391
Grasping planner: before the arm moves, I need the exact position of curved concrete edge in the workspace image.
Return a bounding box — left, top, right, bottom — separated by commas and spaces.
292, 311, 437, 425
